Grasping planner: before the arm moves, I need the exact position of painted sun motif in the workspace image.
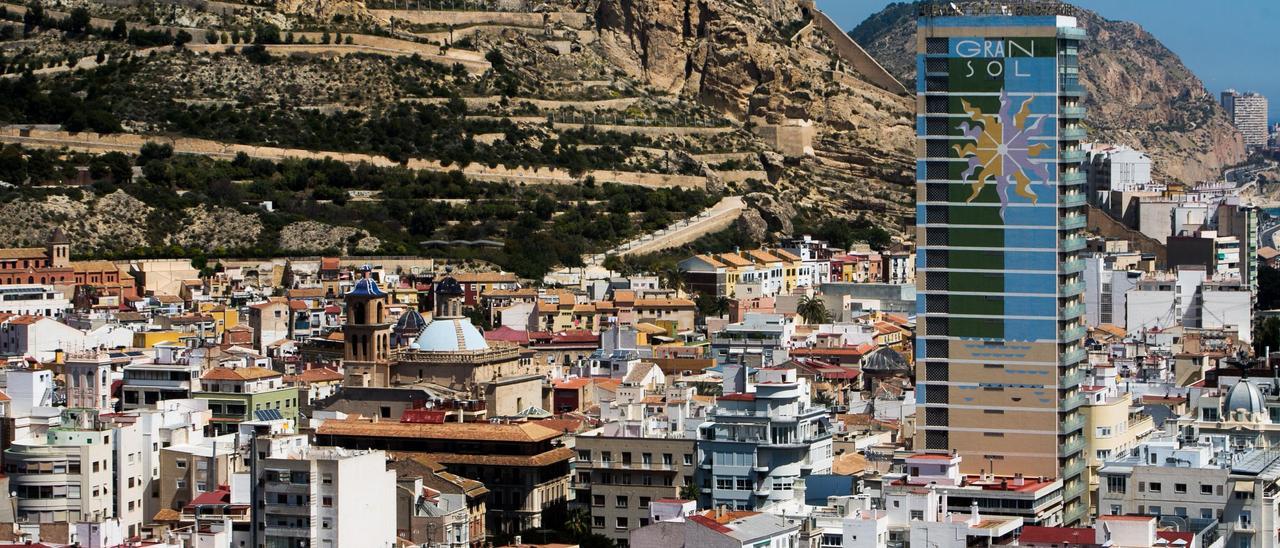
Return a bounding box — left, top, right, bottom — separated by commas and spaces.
953, 89, 1052, 219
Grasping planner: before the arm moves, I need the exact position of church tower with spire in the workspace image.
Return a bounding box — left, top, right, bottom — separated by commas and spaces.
342, 267, 393, 387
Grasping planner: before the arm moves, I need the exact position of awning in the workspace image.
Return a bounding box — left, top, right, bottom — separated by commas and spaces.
1234, 480, 1255, 493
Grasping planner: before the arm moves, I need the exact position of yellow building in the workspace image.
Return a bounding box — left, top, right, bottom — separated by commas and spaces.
197, 304, 240, 338
133, 330, 183, 348
772, 248, 804, 291
1082, 386, 1155, 516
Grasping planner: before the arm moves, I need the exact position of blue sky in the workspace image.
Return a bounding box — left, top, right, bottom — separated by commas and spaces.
820, 0, 1280, 125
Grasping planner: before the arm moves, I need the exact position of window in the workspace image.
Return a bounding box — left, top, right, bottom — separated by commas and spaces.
1175, 483, 1187, 494
663, 454, 673, 466
1149, 505, 1161, 515
715, 477, 733, 490
616, 496, 627, 508
615, 517, 628, 530
1096, 426, 1112, 438
592, 516, 604, 529
1096, 449, 1111, 460
1110, 505, 1122, 516
910, 510, 924, 521
1106, 476, 1126, 494
1201, 509, 1213, 520
321, 473, 333, 485
640, 497, 650, 508
683, 454, 693, 466
601, 451, 612, 464
322, 496, 333, 507
1201, 484, 1214, 495
736, 478, 751, 491
578, 450, 591, 462
1149, 482, 1161, 492
592, 495, 605, 507
380, 407, 391, 418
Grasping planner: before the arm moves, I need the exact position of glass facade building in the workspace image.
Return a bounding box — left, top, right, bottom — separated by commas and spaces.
913, 6, 1088, 525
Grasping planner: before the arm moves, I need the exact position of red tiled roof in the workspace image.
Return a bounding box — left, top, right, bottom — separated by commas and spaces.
292, 368, 343, 383
485, 326, 530, 344
185, 489, 232, 508
555, 378, 590, 390
719, 393, 755, 402
1018, 526, 1095, 544
201, 366, 281, 381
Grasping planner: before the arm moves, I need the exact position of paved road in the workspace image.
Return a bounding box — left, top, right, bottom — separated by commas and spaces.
543, 196, 746, 286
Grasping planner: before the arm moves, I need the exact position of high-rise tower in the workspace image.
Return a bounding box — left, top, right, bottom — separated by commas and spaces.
343, 268, 393, 387
914, 3, 1089, 525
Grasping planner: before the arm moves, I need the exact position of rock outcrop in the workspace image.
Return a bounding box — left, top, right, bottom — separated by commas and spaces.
850, 1, 1245, 183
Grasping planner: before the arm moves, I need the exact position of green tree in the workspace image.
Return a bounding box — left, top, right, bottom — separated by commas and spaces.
174, 30, 192, 48
564, 507, 590, 539
66, 7, 90, 34
320, 31, 330, 44
205, 29, 219, 44
679, 483, 701, 502
797, 295, 831, 325
661, 266, 687, 296
111, 18, 127, 40
1256, 317, 1280, 356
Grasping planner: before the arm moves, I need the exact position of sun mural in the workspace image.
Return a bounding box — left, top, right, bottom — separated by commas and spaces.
953, 89, 1052, 219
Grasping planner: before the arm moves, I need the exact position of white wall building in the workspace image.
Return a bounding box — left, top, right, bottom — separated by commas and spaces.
0, 285, 72, 318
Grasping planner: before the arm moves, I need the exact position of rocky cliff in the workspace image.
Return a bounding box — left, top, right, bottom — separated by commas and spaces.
593, 0, 917, 233
850, 1, 1245, 183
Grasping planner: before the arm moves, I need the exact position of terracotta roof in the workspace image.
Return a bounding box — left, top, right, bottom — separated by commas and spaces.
291, 368, 343, 383
288, 287, 328, 298
772, 249, 801, 261
72, 260, 118, 272
0, 247, 47, 260
555, 378, 591, 390
153, 508, 181, 522
744, 249, 782, 263
692, 254, 726, 268
321, 257, 341, 270
716, 253, 753, 268
1259, 247, 1280, 260
154, 294, 184, 304
635, 298, 695, 308
248, 297, 288, 310
1018, 526, 1096, 544
485, 326, 530, 344
0, 390, 10, 401
452, 272, 518, 284
832, 453, 869, 476
201, 366, 282, 381
317, 419, 562, 443
288, 300, 308, 311
1093, 323, 1127, 339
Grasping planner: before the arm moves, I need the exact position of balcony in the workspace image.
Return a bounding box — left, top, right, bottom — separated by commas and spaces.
1062, 457, 1086, 477
1060, 348, 1086, 366
1060, 149, 1086, 163
1061, 325, 1086, 342
1060, 171, 1087, 185
1061, 127, 1086, 141
1060, 366, 1085, 388
1059, 436, 1085, 457
1062, 237, 1086, 252
1061, 413, 1085, 434
1060, 105, 1086, 118
1059, 281, 1085, 297
1058, 302, 1084, 319
264, 504, 310, 516
1060, 193, 1086, 207
1060, 393, 1085, 412
1060, 214, 1086, 230
1060, 260, 1085, 275
1058, 27, 1087, 40
1063, 503, 1089, 525
1062, 479, 1087, 499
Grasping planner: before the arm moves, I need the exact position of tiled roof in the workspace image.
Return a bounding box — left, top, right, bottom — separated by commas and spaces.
0, 247, 47, 260
291, 368, 343, 383
411, 447, 574, 467
555, 378, 590, 390
452, 272, 518, 283
1017, 526, 1095, 544
317, 419, 562, 443
635, 298, 695, 308
72, 260, 118, 272
691, 255, 726, 268
772, 249, 801, 261
201, 366, 282, 381
716, 253, 753, 267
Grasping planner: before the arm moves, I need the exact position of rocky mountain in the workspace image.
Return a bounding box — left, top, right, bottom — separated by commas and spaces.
850, 1, 1246, 183
593, 0, 916, 231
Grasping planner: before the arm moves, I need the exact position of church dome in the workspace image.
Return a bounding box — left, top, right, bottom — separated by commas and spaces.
395, 310, 426, 332
347, 276, 386, 298
435, 276, 463, 297
410, 318, 489, 352
1225, 379, 1266, 416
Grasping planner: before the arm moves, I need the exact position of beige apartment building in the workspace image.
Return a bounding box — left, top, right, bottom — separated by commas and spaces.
573, 432, 698, 544
1081, 387, 1154, 517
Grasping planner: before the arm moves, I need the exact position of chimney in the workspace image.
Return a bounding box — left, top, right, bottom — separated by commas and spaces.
970, 500, 980, 525
1013, 473, 1024, 486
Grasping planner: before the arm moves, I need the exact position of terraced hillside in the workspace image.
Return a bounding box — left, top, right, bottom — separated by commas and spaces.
0, 0, 915, 275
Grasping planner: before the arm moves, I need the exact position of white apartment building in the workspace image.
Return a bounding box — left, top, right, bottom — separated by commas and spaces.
1122, 268, 1251, 343
0, 285, 72, 318
1085, 145, 1153, 195
1222, 90, 1269, 148
255, 446, 397, 548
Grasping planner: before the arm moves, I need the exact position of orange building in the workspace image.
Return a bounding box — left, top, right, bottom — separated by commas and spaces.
0, 229, 73, 285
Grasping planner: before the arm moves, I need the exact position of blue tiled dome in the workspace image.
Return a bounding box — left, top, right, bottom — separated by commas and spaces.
347, 277, 386, 298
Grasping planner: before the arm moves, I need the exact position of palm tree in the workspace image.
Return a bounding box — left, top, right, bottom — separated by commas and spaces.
679, 483, 701, 502
565, 507, 590, 539
797, 295, 831, 325
711, 295, 731, 317
662, 266, 687, 297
